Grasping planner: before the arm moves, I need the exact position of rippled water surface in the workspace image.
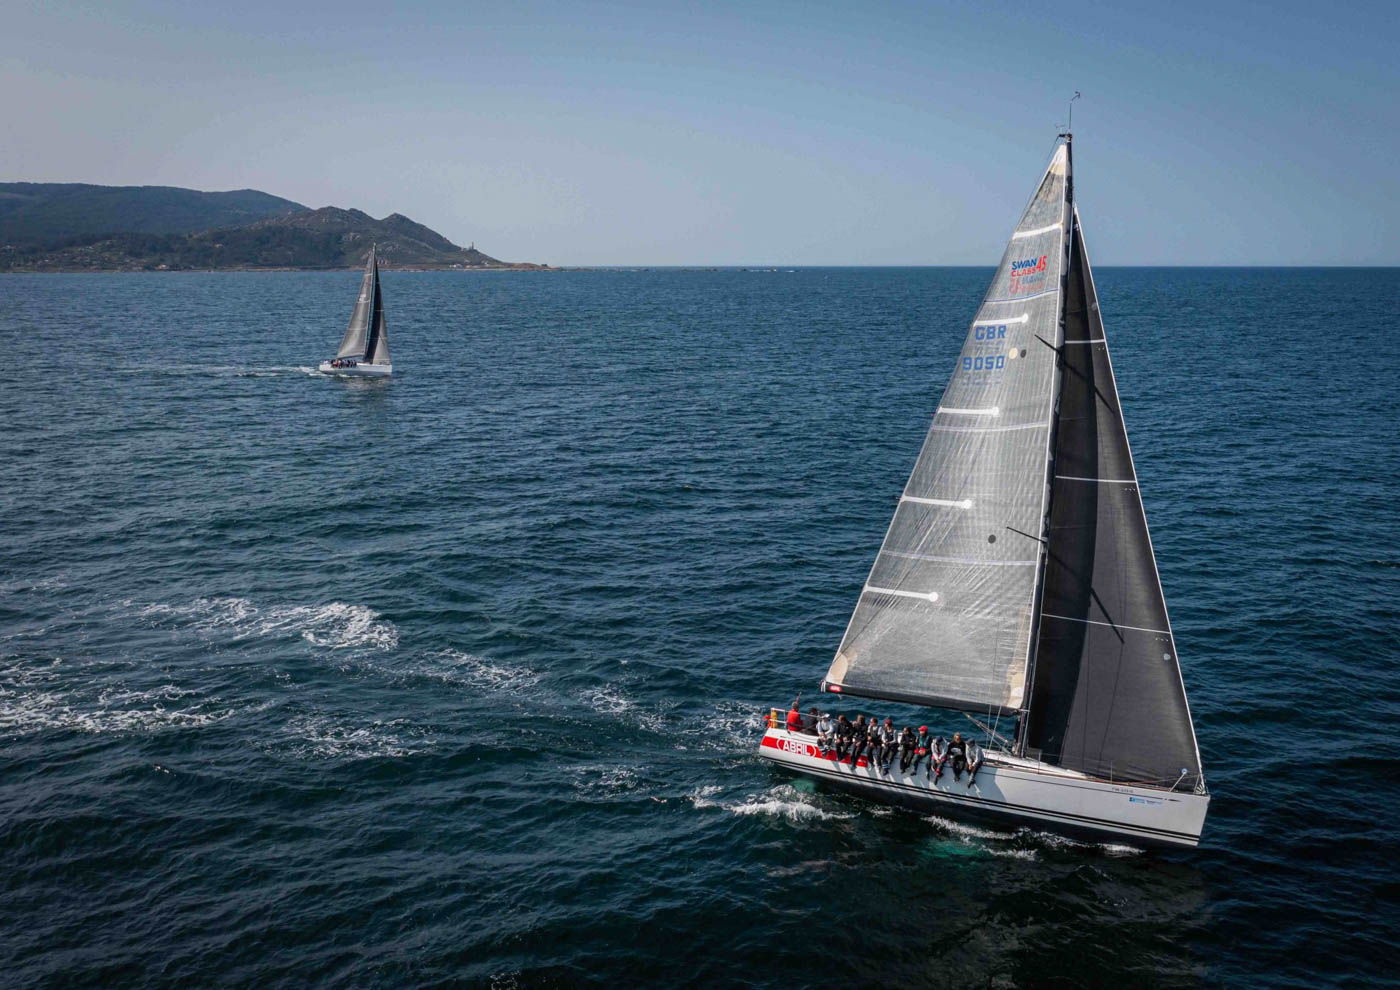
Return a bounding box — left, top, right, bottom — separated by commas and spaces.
3, 268, 1397, 988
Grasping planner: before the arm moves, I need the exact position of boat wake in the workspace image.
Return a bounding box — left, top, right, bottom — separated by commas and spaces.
690, 784, 854, 824
0, 656, 265, 738
580, 684, 670, 733
567, 763, 646, 799
923, 813, 1037, 859
410, 649, 541, 693
271, 713, 429, 761
120, 363, 320, 378
137, 597, 398, 650
924, 813, 1141, 858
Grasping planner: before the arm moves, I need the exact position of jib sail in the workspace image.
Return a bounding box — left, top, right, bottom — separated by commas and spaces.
1024, 206, 1203, 789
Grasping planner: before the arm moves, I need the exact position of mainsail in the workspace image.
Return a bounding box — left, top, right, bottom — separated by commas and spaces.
1024, 207, 1203, 788
335, 248, 377, 360
824, 145, 1072, 714
364, 253, 390, 365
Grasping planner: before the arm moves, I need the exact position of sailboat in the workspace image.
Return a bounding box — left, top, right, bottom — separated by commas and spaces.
319, 245, 392, 377
758, 134, 1209, 849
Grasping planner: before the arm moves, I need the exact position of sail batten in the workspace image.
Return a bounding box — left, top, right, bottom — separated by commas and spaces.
823, 143, 1071, 712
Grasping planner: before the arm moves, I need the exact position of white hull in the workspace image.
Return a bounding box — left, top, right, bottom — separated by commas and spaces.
759, 728, 1208, 849
318, 361, 391, 377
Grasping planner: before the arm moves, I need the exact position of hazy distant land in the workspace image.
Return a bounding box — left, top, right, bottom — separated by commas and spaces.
0, 182, 548, 272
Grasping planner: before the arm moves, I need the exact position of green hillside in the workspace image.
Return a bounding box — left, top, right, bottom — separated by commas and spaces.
0, 183, 308, 247
1, 206, 547, 271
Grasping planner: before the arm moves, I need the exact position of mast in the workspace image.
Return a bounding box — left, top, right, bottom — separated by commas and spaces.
1016, 133, 1074, 756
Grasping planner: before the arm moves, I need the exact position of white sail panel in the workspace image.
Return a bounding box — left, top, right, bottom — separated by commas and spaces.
336, 258, 375, 359
825, 145, 1070, 713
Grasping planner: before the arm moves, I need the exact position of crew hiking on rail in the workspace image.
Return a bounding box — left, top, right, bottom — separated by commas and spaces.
772, 701, 984, 783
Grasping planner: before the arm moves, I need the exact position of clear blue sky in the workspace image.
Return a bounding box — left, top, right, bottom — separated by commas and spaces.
2, 0, 1394, 265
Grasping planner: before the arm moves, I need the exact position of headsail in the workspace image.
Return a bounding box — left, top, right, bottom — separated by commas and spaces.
336, 247, 376, 359
824, 144, 1072, 714
364, 252, 390, 365
1025, 207, 1203, 788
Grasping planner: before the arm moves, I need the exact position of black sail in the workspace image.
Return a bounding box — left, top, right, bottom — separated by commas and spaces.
364, 253, 391, 365
1025, 207, 1203, 790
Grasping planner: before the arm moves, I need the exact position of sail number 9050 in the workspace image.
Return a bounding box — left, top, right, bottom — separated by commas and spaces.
962, 354, 1006, 371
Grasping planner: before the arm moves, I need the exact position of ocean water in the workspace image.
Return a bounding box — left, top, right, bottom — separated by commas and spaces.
2, 267, 1397, 988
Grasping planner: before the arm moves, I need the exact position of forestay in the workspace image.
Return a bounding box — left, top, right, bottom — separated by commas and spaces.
824, 145, 1070, 713
1025, 208, 1203, 788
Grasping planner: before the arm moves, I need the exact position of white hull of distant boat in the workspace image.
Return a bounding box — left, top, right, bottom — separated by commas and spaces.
759, 728, 1208, 849
317, 360, 392, 377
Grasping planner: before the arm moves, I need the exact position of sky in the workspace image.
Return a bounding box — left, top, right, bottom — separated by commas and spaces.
2, 0, 1395, 265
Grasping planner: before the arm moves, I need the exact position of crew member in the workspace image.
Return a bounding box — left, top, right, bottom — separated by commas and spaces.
834, 714, 853, 761
928, 734, 948, 781
848, 715, 869, 768
966, 737, 984, 785
878, 717, 898, 774
786, 701, 802, 734
898, 726, 918, 774
816, 712, 835, 750
947, 732, 968, 780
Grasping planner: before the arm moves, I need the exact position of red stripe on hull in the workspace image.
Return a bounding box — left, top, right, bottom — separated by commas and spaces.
760, 733, 871, 768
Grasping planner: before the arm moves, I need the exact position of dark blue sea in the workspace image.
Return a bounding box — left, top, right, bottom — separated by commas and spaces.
3, 267, 1397, 988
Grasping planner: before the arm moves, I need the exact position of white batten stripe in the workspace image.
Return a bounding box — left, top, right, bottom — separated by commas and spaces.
973, 313, 1030, 326
1062, 338, 1107, 345
986, 287, 1059, 304
938, 406, 1000, 416
865, 585, 940, 603
1012, 222, 1063, 239
901, 496, 973, 509
1041, 613, 1171, 636
882, 549, 1037, 567
1054, 475, 1137, 484
932, 420, 1047, 434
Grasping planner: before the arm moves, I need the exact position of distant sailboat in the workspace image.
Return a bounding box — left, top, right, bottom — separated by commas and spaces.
758, 134, 1210, 849
319, 245, 392, 377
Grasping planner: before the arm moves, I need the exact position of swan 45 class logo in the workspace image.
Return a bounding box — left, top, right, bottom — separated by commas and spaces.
1009, 254, 1048, 294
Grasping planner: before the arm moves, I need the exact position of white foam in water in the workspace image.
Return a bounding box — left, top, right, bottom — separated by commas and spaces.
0, 672, 248, 737
277, 715, 427, 760
138, 597, 397, 650
582, 684, 667, 732
925, 813, 1016, 842
1029, 830, 1144, 857
924, 813, 1039, 860
688, 785, 724, 807
690, 784, 853, 823
976, 845, 1038, 861
424, 650, 540, 692
691, 699, 767, 752
568, 763, 643, 795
